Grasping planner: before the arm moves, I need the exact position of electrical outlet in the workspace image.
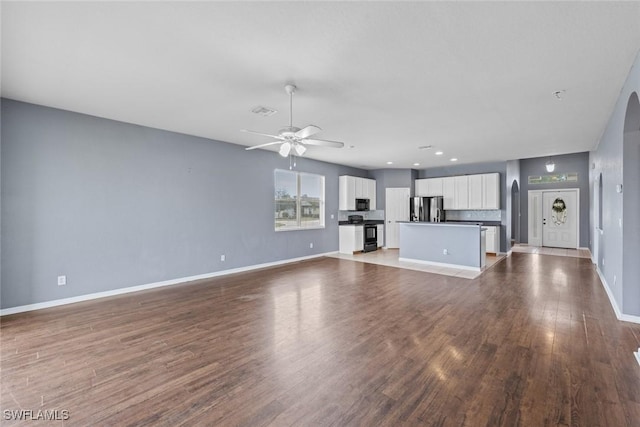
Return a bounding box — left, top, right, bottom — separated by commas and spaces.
614, 275, 617, 285
602, 258, 605, 266
443, 249, 448, 255
619, 218, 622, 228
57, 275, 66, 286
220, 254, 226, 262
330, 214, 334, 219
309, 243, 313, 248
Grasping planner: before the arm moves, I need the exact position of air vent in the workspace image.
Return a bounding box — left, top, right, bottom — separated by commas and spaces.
251, 106, 277, 117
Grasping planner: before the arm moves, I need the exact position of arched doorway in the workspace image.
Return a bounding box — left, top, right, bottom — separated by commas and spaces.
623, 92, 640, 316
510, 180, 520, 244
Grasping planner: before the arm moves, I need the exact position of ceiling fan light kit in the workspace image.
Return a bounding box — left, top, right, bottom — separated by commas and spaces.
243, 84, 345, 159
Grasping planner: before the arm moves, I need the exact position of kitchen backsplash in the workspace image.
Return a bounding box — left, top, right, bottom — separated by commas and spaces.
338, 210, 385, 221
445, 210, 502, 221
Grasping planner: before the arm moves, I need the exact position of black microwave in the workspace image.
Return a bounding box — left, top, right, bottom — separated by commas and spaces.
355, 198, 370, 211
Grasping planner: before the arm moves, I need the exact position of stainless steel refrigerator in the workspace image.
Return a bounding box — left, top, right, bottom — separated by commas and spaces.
409, 196, 445, 222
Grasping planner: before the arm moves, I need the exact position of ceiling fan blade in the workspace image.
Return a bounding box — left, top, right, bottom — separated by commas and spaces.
301, 138, 345, 148
295, 125, 321, 139
241, 129, 284, 140
245, 140, 283, 151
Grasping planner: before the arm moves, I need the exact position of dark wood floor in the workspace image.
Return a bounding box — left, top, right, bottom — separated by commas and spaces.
2, 253, 640, 426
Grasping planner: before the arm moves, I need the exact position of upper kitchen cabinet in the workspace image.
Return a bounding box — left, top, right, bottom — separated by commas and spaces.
339, 176, 377, 210
454, 176, 469, 210
468, 175, 483, 209
433, 173, 500, 210
468, 173, 500, 209
482, 173, 500, 209
415, 178, 443, 197
442, 177, 455, 210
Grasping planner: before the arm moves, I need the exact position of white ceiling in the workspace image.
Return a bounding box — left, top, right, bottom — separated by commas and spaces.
2, 2, 640, 170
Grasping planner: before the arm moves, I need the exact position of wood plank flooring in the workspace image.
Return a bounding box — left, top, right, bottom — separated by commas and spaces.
2, 253, 640, 426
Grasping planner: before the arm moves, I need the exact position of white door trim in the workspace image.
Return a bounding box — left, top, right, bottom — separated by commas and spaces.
528, 188, 580, 249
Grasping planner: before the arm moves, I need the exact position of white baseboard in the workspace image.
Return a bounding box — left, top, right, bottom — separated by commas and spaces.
0, 251, 338, 316
398, 257, 480, 272
595, 266, 640, 325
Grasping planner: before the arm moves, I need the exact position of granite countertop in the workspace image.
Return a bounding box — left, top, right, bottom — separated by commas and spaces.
445, 220, 502, 226
338, 220, 384, 226
399, 221, 481, 227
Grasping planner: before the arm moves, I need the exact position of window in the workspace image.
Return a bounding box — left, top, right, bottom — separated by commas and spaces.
274, 169, 325, 231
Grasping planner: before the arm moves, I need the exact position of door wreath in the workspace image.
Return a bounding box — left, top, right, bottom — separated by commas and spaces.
551, 197, 567, 225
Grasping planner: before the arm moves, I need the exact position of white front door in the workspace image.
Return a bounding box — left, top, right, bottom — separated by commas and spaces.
385, 188, 410, 248
542, 190, 579, 249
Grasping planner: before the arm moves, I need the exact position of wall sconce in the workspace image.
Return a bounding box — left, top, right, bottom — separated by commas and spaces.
545, 159, 555, 173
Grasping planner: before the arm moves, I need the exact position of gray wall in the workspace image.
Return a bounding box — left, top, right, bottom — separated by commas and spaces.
590, 49, 640, 316
399, 223, 482, 268
368, 168, 415, 211
1, 99, 366, 309
505, 160, 521, 252
518, 152, 590, 248
418, 161, 508, 252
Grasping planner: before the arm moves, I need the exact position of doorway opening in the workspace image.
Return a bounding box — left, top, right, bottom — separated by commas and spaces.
622, 91, 640, 316
510, 180, 520, 245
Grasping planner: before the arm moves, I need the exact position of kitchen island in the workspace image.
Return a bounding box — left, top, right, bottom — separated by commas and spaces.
399, 222, 486, 271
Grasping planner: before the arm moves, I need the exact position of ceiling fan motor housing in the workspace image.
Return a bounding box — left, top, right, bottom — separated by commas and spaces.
279, 126, 301, 138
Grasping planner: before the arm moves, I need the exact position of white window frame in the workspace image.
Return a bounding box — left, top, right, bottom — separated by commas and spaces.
274, 169, 325, 232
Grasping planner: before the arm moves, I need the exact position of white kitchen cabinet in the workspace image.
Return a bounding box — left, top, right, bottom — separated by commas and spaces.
426, 178, 443, 196
377, 224, 384, 247
468, 175, 483, 209
339, 176, 376, 210
415, 179, 428, 197
339, 225, 364, 254
435, 173, 500, 210
454, 176, 469, 209
367, 179, 377, 209
485, 226, 500, 254
339, 176, 355, 210
355, 178, 364, 198
482, 173, 500, 209
443, 177, 455, 210
415, 178, 443, 197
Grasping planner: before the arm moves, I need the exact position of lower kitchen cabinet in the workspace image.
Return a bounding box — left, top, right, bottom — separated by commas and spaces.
485, 226, 500, 254
339, 225, 364, 254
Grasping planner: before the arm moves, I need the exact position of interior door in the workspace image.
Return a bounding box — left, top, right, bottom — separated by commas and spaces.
385, 188, 410, 248
542, 190, 579, 249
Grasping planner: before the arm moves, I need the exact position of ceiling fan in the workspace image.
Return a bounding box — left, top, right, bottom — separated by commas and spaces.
243, 84, 345, 157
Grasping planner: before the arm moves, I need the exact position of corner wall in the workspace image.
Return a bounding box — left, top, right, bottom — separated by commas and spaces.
590, 49, 640, 317
518, 152, 590, 248
0, 99, 366, 309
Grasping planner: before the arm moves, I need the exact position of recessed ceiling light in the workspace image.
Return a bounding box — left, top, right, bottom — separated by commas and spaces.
387, 161, 393, 165
435, 151, 443, 156
418, 145, 432, 150
251, 105, 277, 117
450, 158, 458, 162
413, 163, 420, 166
